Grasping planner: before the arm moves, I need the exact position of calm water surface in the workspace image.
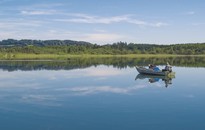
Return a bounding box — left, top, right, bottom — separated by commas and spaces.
0, 59, 205, 130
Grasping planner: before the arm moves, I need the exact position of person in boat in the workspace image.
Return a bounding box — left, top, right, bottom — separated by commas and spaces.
162, 62, 172, 72
148, 64, 155, 69
149, 64, 160, 71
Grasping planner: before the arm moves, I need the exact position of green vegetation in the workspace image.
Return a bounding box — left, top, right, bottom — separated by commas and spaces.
0, 53, 188, 60
0, 39, 205, 59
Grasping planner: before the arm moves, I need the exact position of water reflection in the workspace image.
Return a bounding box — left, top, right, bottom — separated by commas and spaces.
135, 74, 175, 87
1, 62, 205, 130
0, 56, 205, 71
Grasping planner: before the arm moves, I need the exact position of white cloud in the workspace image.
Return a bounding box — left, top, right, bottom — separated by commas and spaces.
0, 20, 45, 40
0, 19, 125, 44
55, 13, 168, 27
0, 28, 124, 44
128, 19, 168, 27
0, 20, 42, 29
153, 22, 169, 27
81, 33, 124, 44
55, 14, 129, 24
0, 26, 125, 44
21, 10, 57, 15
1, 5, 168, 43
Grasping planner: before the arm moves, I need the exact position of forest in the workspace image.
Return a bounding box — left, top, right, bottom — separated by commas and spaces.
0, 39, 205, 55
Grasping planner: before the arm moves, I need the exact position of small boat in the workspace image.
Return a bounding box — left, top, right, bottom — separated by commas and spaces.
136, 64, 175, 76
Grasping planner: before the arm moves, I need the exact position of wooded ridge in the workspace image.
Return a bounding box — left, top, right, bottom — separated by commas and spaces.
0, 39, 205, 55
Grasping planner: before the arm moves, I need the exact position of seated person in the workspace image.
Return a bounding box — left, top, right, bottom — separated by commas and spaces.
162, 62, 172, 72
148, 64, 155, 69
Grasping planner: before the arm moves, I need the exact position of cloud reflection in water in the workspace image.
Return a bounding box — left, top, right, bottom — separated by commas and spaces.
56, 85, 148, 95
0, 65, 164, 108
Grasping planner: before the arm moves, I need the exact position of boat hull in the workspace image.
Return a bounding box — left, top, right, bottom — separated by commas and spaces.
136, 66, 175, 76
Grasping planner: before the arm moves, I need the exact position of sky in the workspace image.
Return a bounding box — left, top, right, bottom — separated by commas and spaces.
0, 0, 205, 44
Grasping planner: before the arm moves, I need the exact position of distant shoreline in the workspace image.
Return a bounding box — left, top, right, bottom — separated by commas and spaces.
0, 53, 204, 60
1, 39, 205, 56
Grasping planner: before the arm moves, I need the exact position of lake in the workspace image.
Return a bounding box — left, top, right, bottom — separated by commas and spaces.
0, 57, 205, 130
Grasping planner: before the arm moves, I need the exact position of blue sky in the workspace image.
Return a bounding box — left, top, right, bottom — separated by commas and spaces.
0, 0, 205, 44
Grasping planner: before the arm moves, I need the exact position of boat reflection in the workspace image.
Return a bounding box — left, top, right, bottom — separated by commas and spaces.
135, 74, 175, 87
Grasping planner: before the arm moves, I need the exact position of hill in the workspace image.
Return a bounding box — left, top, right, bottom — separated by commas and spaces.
0, 39, 205, 55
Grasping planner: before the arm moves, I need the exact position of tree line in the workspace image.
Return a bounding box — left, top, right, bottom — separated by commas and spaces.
0, 39, 205, 55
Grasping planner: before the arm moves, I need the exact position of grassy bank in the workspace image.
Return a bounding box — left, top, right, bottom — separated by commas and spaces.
0, 53, 205, 60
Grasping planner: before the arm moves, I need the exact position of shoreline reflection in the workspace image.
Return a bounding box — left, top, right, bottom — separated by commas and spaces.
0, 56, 204, 72
135, 74, 175, 87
